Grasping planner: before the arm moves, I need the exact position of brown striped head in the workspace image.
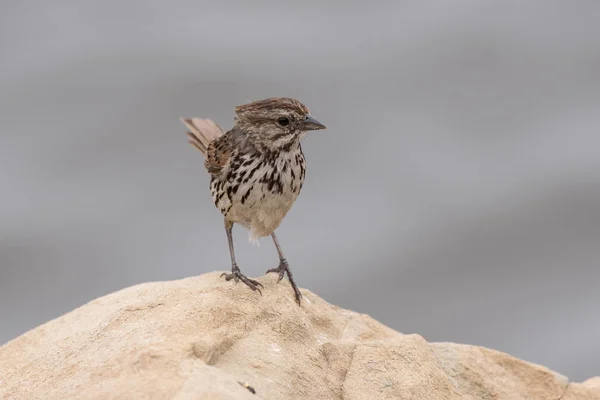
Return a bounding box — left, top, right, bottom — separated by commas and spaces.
234, 97, 326, 151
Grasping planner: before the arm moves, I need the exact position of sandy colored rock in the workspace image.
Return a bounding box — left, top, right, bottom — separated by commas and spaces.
0, 272, 598, 399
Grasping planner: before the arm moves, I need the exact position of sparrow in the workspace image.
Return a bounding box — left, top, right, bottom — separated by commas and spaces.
181, 97, 326, 304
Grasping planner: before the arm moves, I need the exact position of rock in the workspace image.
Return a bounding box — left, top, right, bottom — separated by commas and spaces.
0, 272, 598, 399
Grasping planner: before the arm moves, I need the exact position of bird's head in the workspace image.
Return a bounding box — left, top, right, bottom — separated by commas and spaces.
234, 97, 326, 151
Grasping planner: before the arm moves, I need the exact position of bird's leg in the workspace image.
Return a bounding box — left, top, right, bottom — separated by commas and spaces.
266, 232, 302, 305
220, 220, 262, 294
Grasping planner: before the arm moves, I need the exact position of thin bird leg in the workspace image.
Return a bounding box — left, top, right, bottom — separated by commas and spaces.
220, 219, 263, 294
266, 232, 302, 305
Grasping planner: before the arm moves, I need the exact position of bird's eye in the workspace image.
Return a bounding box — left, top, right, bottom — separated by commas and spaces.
277, 117, 290, 126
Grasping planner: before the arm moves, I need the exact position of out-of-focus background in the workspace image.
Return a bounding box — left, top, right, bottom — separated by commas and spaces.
2, 0, 599, 381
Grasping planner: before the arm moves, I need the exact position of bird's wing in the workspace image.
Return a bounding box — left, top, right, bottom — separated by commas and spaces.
205, 130, 234, 174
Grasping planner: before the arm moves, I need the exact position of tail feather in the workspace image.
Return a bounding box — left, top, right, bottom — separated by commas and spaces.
181, 117, 224, 155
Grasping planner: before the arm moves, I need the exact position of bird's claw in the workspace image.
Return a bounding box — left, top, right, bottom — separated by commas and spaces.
265, 265, 286, 283
221, 268, 263, 294
266, 260, 302, 305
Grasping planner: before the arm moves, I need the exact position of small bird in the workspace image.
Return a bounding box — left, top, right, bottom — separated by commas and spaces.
181, 98, 326, 305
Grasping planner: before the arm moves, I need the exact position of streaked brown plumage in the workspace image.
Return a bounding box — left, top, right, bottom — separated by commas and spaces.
181, 97, 326, 305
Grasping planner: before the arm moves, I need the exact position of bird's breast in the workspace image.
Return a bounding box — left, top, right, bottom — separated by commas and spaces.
211, 149, 306, 237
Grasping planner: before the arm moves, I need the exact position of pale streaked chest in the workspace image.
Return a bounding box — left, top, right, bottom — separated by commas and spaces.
210, 147, 306, 225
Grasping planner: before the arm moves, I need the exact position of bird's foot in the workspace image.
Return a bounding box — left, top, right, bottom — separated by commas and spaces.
266, 259, 302, 305
221, 264, 263, 294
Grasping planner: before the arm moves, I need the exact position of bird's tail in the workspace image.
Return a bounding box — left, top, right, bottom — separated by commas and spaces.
180, 117, 225, 156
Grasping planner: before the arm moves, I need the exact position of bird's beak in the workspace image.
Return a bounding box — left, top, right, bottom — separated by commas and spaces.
301, 115, 326, 131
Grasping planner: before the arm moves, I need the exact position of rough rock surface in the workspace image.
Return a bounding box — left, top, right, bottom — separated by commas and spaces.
1, 272, 598, 400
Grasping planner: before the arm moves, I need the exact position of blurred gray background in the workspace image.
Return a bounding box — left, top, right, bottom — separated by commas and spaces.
1, 0, 599, 381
